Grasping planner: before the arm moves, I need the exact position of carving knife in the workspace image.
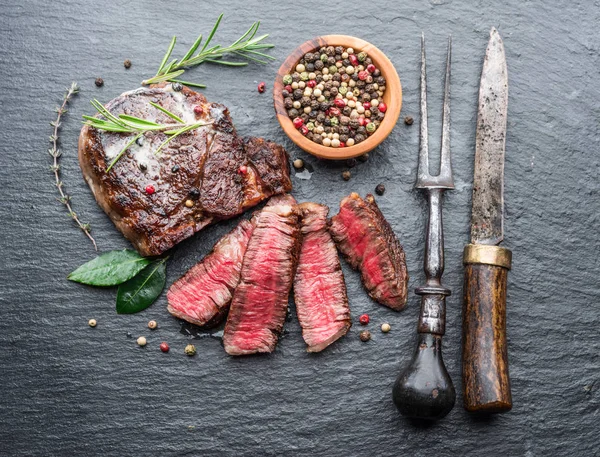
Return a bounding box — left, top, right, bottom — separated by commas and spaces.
462, 27, 512, 413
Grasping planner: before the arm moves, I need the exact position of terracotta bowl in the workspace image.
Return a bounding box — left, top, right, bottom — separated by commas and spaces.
274, 35, 402, 160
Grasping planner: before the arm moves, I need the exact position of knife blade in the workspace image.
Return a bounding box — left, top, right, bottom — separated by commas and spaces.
462, 27, 513, 414
470, 27, 508, 246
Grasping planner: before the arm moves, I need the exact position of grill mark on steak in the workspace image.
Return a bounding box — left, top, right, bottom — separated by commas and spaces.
294, 202, 351, 352
329, 193, 409, 311
78, 83, 292, 257
166, 219, 254, 328
222, 194, 301, 356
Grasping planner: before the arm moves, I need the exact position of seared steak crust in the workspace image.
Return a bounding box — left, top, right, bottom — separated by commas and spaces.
78, 84, 292, 256
329, 193, 409, 310
223, 195, 301, 356
166, 220, 254, 328
294, 203, 351, 352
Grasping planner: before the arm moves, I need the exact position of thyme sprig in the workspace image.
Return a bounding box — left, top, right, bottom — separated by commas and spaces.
141, 13, 275, 87
49, 82, 98, 251
83, 100, 213, 172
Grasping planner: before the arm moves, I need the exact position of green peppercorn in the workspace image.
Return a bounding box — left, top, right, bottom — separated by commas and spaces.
330, 117, 339, 126
329, 65, 338, 74
320, 54, 328, 62
306, 122, 315, 131
300, 72, 309, 81
366, 122, 377, 133
358, 51, 368, 62
338, 86, 348, 95
283, 74, 293, 85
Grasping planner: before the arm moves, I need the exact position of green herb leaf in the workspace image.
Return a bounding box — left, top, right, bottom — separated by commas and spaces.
116, 259, 167, 314
68, 250, 150, 286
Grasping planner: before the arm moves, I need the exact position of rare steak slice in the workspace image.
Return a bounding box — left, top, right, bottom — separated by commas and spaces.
78, 83, 292, 257
223, 194, 301, 355
329, 193, 409, 311
294, 202, 351, 352
166, 219, 254, 327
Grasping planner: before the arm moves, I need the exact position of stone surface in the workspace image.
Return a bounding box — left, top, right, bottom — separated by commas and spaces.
1, 1, 599, 455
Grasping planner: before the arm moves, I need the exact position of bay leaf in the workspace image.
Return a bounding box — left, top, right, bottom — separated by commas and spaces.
116, 259, 167, 314
67, 250, 150, 286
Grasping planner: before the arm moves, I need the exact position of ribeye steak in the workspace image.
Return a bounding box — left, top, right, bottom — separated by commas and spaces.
78, 83, 291, 256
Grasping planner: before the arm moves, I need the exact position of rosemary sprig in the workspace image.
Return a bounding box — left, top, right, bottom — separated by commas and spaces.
83, 100, 213, 172
141, 13, 275, 87
49, 83, 98, 251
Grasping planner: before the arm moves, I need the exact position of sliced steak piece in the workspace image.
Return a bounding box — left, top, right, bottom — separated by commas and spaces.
294, 202, 351, 352
223, 194, 301, 355
166, 219, 254, 327
329, 193, 409, 311
78, 83, 292, 257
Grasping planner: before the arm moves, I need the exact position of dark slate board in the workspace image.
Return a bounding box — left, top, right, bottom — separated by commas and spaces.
1, 1, 599, 455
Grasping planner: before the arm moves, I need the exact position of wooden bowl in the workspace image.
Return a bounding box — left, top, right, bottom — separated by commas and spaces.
274, 35, 402, 160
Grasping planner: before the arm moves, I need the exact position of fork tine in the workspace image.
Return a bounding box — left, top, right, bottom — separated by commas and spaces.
416, 32, 430, 188
439, 35, 454, 188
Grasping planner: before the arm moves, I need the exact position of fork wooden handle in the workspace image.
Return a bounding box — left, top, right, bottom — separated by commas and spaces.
462, 244, 512, 413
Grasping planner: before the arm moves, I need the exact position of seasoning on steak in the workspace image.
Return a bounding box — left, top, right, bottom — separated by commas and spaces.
294, 202, 351, 352
166, 219, 254, 328
223, 194, 301, 355
329, 193, 409, 311
78, 83, 292, 257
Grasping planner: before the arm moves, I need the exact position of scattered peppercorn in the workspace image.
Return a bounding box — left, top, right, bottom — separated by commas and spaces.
185, 199, 194, 208
95, 77, 104, 87
172, 82, 183, 92
137, 336, 147, 347
293, 159, 304, 169
145, 185, 155, 195
404, 115, 414, 125
283, 46, 386, 148
171, 165, 180, 173
148, 320, 158, 330
184, 344, 196, 356
257, 82, 266, 93
88, 319, 97, 328
124, 59, 132, 69
193, 105, 203, 115
342, 170, 351, 181
359, 330, 371, 342
358, 153, 369, 162
375, 183, 386, 196
381, 323, 391, 333
160, 342, 170, 353
359, 313, 370, 325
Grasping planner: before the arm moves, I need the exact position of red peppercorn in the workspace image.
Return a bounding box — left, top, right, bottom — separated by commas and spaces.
358, 117, 367, 126
145, 185, 155, 195
284, 84, 293, 93
293, 117, 304, 129
366, 64, 376, 73
339, 142, 346, 148
359, 314, 370, 325
307, 80, 317, 88
378, 102, 387, 113
363, 102, 371, 110
329, 107, 341, 117
299, 125, 309, 135
238, 165, 248, 175
349, 54, 359, 66
257, 82, 266, 93
160, 342, 169, 353
334, 99, 346, 108
358, 70, 369, 81
193, 105, 203, 115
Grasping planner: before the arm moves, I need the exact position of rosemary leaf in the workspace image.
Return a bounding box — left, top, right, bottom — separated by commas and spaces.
169, 79, 207, 88
157, 36, 177, 75
148, 101, 185, 123
200, 13, 224, 52
181, 34, 203, 63
142, 70, 186, 85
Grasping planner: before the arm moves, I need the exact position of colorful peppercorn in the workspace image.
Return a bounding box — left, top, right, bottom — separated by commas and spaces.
378, 102, 387, 113
404, 115, 414, 125
88, 319, 97, 327
124, 59, 132, 69
257, 82, 266, 93
342, 170, 351, 181
375, 183, 386, 196
238, 165, 248, 175
148, 320, 158, 330
381, 323, 391, 333
293, 159, 304, 169
137, 336, 147, 347
283, 74, 293, 85
359, 330, 371, 342
359, 314, 370, 325
160, 342, 170, 353
94, 77, 104, 87
185, 199, 194, 208
293, 117, 304, 129
193, 105, 203, 115
184, 344, 196, 356
145, 185, 155, 195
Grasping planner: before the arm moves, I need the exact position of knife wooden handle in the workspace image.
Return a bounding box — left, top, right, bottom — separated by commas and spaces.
462, 244, 512, 413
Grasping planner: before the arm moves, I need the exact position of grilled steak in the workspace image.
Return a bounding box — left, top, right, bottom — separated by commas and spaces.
166, 219, 254, 328
223, 194, 301, 355
78, 83, 292, 256
294, 203, 351, 352
329, 193, 408, 311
